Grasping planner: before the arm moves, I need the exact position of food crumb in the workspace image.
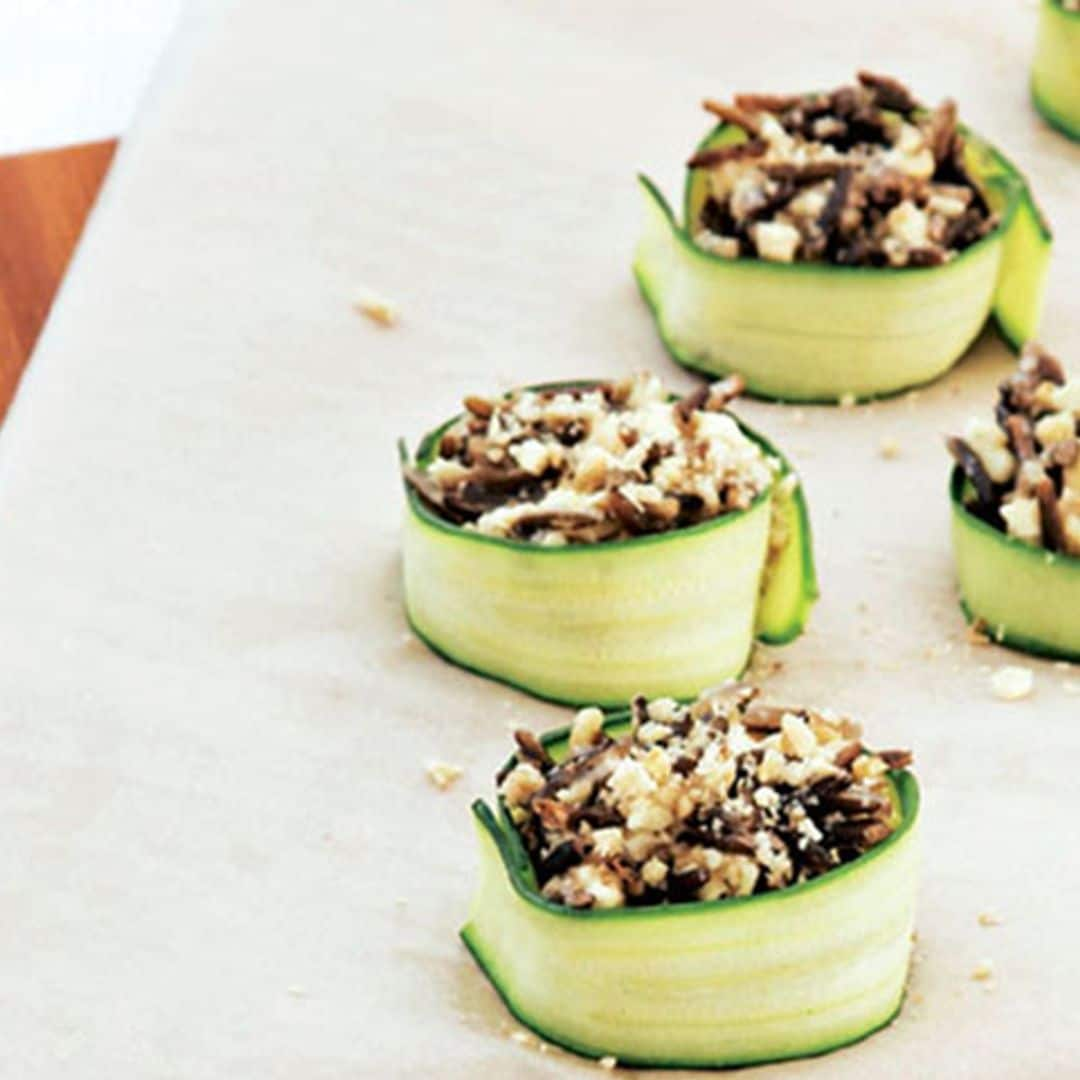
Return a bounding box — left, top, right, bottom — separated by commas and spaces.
511, 1031, 538, 1049
426, 761, 464, 790
978, 911, 1003, 927
971, 961, 995, 982
879, 436, 900, 459
598, 1056, 618, 1071
965, 620, 991, 646
990, 666, 1034, 701
354, 289, 398, 327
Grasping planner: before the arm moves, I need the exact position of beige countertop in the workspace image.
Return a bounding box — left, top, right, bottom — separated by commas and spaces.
1, 0, 1078, 1075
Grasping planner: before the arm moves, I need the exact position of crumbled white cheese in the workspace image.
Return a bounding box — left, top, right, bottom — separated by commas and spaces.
752, 221, 802, 263
787, 182, 830, 220
569, 706, 605, 751
500, 763, 546, 805
886, 200, 930, 250
928, 193, 968, 218
780, 712, 818, 759
510, 438, 553, 476
694, 230, 740, 259
964, 417, 1017, 484
607, 759, 656, 803
990, 666, 1034, 701
426, 761, 464, 791
641, 857, 668, 888
1000, 496, 1042, 546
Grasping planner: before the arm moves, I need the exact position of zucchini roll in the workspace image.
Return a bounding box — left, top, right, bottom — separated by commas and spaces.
401, 374, 816, 706
635, 71, 1051, 403
948, 343, 1080, 660
1032, 0, 1080, 140
463, 685, 920, 1067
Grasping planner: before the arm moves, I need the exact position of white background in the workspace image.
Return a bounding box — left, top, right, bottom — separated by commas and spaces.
0, 0, 180, 154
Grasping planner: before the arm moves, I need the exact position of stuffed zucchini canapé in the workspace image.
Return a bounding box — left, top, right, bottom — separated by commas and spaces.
635, 70, 1051, 402
948, 343, 1080, 660
463, 683, 920, 1067
1032, 0, 1080, 141
400, 373, 816, 707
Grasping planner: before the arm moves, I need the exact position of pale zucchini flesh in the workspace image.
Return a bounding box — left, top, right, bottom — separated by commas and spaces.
635, 125, 1051, 402
1032, 0, 1080, 141
403, 405, 816, 707
951, 469, 1080, 661
462, 718, 921, 1068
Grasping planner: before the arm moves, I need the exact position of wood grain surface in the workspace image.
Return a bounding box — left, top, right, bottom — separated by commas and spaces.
0, 139, 115, 421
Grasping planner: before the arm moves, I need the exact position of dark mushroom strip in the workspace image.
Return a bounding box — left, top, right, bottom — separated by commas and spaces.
1020, 341, 1067, 386
924, 99, 959, 166
1034, 473, 1068, 553
856, 70, 920, 113
513, 729, 554, 771
687, 139, 768, 170
702, 98, 763, 135
946, 435, 998, 512
1004, 413, 1039, 461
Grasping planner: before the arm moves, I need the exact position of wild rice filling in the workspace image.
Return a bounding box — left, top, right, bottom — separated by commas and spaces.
499, 684, 911, 910
403, 373, 779, 544
948, 343, 1080, 557
690, 70, 997, 268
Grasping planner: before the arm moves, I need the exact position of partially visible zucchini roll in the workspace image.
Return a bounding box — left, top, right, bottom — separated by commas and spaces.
635, 71, 1051, 403
463, 685, 920, 1068
948, 342, 1080, 660
1032, 0, 1080, 141
401, 374, 816, 707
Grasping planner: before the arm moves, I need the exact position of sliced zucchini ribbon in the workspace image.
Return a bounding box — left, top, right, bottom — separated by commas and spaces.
402, 389, 816, 707
1032, 0, 1080, 141
635, 125, 1051, 403
951, 468, 1080, 661
461, 715, 921, 1068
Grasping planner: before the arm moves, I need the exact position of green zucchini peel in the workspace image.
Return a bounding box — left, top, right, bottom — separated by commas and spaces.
950, 467, 1080, 661
462, 713, 921, 1068
634, 122, 1051, 402
1032, 0, 1080, 141
402, 382, 816, 707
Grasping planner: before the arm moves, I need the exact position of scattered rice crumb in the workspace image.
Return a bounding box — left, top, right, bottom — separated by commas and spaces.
978, 911, 1003, 927
971, 961, 994, 982
511, 1031, 538, 1049
990, 666, 1034, 701
598, 1056, 618, 1071
426, 761, 464, 790
838, 392, 857, 408
354, 289, 398, 327
879, 436, 900, 459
